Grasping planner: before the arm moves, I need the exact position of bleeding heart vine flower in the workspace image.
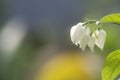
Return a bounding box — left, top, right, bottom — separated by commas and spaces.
70, 22, 90, 50
92, 29, 106, 50
70, 21, 106, 52
70, 23, 89, 44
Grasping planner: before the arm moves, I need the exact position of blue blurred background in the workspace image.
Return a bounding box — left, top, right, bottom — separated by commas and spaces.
0, 0, 120, 80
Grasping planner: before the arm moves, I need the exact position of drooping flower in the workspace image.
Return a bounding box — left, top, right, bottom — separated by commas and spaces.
70, 21, 106, 52
78, 34, 89, 51
70, 22, 94, 51
87, 36, 95, 52
70, 22, 88, 44
92, 29, 106, 50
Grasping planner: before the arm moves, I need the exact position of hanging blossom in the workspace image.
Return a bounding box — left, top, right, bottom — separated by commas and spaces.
70, 21, 106, 52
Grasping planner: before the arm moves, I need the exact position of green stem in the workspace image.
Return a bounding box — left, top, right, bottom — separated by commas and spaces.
84, 20, 97, 26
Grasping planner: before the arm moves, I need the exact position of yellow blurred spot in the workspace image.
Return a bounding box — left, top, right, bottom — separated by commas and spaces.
34, 51, 100, 80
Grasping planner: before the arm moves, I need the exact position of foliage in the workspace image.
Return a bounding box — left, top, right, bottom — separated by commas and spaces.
100, 13, 120, 80
100, 13, 120, 24
102, 50, 120, 80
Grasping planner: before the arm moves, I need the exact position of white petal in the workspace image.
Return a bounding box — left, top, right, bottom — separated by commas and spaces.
88, 36, 95, 52
86, 27, 91, 35
79, 35, 89, 51
70, 23, 86, 43
93, 30, 106, 50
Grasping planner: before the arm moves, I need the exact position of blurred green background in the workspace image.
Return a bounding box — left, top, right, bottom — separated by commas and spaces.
0, 0, 120, 80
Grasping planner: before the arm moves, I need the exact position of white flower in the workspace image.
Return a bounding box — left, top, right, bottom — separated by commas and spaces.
87, 36, 95, 52
70, 22, 106, 52
78, 34, 89, 51
70, 22, 95, 51
92, 29, 106, 50
70, 23, 87, 44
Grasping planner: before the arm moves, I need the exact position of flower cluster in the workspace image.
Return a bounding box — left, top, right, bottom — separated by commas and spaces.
70, 22, 106, 52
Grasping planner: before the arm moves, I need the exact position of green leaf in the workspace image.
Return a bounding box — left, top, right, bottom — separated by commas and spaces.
102, 49, 120, 80
100, 13, 120, 24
